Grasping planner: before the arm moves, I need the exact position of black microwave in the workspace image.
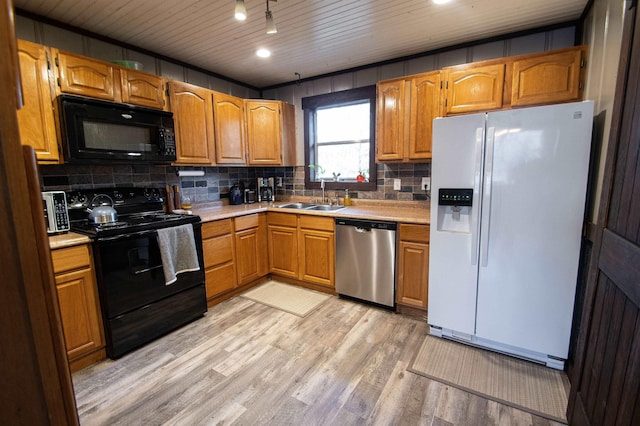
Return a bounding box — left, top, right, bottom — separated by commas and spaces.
57, 95, 176, 164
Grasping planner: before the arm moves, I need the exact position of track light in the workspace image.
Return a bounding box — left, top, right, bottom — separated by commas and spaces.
234, 0, 247, 21
265, 0, 277, 34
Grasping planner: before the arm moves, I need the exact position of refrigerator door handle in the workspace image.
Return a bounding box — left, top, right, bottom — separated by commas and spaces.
480, 126, 495, 267
470, 126, 484, 266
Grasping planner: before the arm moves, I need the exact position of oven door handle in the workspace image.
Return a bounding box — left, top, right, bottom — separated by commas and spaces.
97, 228, 160, 242
133, 265, 163, 275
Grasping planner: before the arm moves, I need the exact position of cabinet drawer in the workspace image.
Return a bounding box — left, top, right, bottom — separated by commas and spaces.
235, 213, 259, 231
399, 224, 430, 243
203, 234, 234, 267
268, 212, 297, 227
205, 262, 236, 298
299, 215, 334, 231
202, 219, 233, 239
51, 244, 91, 274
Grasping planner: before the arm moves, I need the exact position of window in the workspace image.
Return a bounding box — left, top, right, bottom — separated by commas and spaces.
302, 86, 376, 191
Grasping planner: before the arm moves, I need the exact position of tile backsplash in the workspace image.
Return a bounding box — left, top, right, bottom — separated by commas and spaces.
39, 162, 431, 203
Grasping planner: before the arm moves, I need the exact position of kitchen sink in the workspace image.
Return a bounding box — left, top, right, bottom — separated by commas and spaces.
306, 205, 345, 211
276, 202, 346, 211
277, 202, 317, 209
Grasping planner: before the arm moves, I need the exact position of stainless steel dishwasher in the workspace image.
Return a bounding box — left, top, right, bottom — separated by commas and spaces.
335, 218, 397, 308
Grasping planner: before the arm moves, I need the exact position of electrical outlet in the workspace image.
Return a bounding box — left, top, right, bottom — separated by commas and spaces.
393, 178, 401, 191
422, 177, 431, 191
276, 177, 283, 187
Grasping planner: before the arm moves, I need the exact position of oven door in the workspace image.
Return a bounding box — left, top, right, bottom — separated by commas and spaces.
92, 223, 206, 358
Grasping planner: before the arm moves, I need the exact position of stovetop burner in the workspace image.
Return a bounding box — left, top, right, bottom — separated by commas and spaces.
66, 187, 201, 239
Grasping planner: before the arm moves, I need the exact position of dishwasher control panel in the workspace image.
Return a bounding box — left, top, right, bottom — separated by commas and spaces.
335, 218, 397, 230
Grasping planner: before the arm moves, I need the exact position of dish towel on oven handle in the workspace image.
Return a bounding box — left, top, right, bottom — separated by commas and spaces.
156, 224, 200, 285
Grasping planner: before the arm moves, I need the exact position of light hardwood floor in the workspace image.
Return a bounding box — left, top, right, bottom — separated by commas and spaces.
72, 295, 565, 425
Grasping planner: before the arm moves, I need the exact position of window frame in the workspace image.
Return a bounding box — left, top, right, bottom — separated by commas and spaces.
302, 86, 377, 191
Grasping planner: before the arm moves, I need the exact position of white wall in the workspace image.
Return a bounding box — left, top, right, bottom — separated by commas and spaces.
582, 0, 627, 222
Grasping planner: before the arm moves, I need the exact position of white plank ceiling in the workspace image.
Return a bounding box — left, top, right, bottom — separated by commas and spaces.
13, 0, 588, 88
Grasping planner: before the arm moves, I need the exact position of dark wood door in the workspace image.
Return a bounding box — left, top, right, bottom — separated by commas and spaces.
568, 2, 640, 424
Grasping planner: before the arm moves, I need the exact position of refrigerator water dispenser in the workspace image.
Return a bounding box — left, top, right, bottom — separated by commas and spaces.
436, 188, 473, 233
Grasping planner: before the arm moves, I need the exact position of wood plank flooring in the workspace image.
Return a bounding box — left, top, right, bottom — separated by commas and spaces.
72, 295, 565, 425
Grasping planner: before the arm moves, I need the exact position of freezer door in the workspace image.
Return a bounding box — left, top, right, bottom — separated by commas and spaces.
428, 113, 485, 335
475, 101, 594, 358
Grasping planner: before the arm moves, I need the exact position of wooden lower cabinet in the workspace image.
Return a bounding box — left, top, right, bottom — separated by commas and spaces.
298, 216, 334, 288
51, 244, 105, 371
202, 219, 237, 300
202, 214, 269, 303
396, 223, 430, 318
268, 212, 335, 290
267, 213, 299, 278
235, 213, 268, 285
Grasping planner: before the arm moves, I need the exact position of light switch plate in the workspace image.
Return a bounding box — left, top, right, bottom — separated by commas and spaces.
422, 177, 431, 191
393, 178, 401, 191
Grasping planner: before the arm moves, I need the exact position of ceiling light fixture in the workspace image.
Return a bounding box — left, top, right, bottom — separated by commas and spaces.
256, 48, 271, 58
234, 0, 247, 20
265, 0, 277, 34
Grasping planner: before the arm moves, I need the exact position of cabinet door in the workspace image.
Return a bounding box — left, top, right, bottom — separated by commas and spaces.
120, 69, 166, 109
376, 79, 406, 161
298, 229, 335, 287
169, 80, 216, 165
16, 40, 60, 163
245, 100, 282, 165
511, 48, 583, 107
408, 71, 440, 160
56, 51, 116, 101
55, 267, 104, 360
213, 92, 246, 164
396, 241, 429, 308
268, 225, 298, 278
236, 228, 261, 285
203, 232, 236, 298
444, 63, 505, 115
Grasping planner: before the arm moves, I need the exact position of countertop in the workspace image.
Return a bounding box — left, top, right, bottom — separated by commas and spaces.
48, 200, 429, 248
48, 231, 92, 249
192, 200, 430, 225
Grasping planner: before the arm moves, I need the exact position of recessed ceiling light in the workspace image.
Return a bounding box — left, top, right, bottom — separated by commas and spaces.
433, 0, 451, 4
256, 48, 271, 58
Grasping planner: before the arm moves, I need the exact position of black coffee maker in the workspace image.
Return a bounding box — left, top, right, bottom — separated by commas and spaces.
257, 177, 275, 202
229, 182, 244, 205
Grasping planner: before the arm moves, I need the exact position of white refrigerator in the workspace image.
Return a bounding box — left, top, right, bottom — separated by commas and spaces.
428, 101, 594, 370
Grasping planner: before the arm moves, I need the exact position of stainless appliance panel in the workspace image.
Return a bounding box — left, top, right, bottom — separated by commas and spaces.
335, 219, 397, 307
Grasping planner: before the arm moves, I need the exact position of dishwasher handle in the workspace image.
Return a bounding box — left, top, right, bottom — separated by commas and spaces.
355, 227, 371, 233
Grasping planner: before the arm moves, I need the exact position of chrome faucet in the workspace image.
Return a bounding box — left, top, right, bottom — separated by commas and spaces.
321, 179, 325, 204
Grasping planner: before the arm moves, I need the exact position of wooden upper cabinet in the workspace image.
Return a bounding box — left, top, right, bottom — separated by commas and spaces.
408, 71, 440, 160
376, 71, 440, 162
245, 100, 282, 165
120, 69, 166, 110
511, 46, 585, 107
376, 78, 406, 161
168, 80, 216, 165
213, 92, 246, 164
55, 50, 116, 101
16, 40, 60, 163
443, 63, 505, 115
